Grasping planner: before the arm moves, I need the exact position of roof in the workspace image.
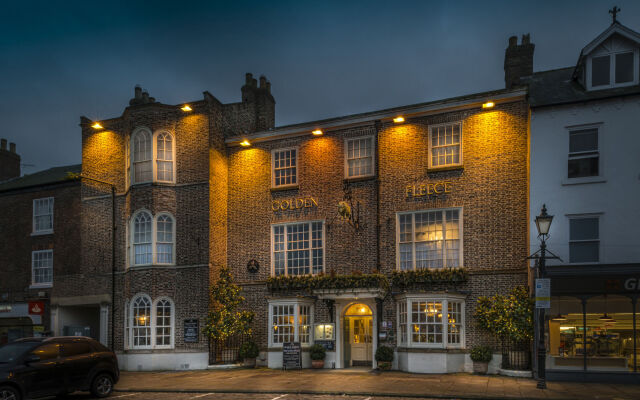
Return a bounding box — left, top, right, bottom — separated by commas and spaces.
580, 21, 640, 57
529, 66, 640, 108
0, 164, 81, 193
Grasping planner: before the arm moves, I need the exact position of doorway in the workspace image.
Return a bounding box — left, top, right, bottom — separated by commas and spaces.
343, 303, 373, 367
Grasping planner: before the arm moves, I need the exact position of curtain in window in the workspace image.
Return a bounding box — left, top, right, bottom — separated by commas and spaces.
156, 132, 173, 182
133, 130, 152, 183
133, 212, 152, 265
156, 214, 173, 264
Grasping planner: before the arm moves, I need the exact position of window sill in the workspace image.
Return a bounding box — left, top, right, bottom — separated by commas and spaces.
31, 230, 53, 237
267, 345, 311, 351
270, 185, 299, 192
127, 264, 177, 271
29, 284, 52, 289
396, 347, 466, 353
344, 175, 375, 183
427, 165, 464, 173
561, 176, 607, 186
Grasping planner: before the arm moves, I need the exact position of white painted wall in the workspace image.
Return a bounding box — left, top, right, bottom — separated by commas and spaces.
117, 351, 209, 371
530, 95, 640, 265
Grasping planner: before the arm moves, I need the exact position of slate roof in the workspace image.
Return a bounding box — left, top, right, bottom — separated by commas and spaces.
0, 164, 81, 193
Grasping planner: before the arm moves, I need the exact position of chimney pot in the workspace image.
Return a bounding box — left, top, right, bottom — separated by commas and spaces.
245, 73, 253, 84
522, 34, 530, 45
252, 78, 257, 88
259, 76, 267, 88
266, 81, 271, 93
135, 85, 142, 99
508, 36, 517, 47
9, 143, 15, 153
0, 139, 6, 151
142, 91, 150, 102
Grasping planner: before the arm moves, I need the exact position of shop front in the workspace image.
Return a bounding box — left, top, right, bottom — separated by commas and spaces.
0, 302, 46, 344
545, 265, 639, 382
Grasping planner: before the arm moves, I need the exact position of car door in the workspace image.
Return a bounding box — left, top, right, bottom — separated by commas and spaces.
60, 339, 95, 391
23, 342, 63, 398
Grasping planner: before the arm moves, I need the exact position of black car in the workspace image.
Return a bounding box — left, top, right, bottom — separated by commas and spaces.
0, 336, 119, 399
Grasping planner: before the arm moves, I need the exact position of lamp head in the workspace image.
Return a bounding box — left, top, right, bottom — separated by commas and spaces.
535, 204, 553, 237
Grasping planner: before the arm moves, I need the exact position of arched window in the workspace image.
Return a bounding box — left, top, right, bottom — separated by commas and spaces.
132, 211, 152, 265
132, 129, 152, 183
131, 295, 151, 348
156, 214, 174, 264
156, 132, 174, 182
155, 298, 174, 348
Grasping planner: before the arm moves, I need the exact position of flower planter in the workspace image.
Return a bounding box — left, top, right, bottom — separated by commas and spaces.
473, 361, 488, 374
242, 358, 256, 368
377, 361, 392, 370
311, 359, 324, 369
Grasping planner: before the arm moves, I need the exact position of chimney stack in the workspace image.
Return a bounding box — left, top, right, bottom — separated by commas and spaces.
129, 86, 156, 105
135, 85, 142, 100
504, 34, 535, 89
0, 138, 20, 181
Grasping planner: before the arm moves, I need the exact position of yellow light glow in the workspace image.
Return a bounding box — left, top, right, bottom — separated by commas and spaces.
482, 101, 495, 109
312, 129, 323, 136
181, 105, 192, 112
91, 122, 103, 129
240, 140, 251, 147
393, 116, 405, 123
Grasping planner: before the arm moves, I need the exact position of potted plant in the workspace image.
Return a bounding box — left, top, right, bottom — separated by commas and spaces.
470, 345, 493, 374
239, 341, 259, 367
309, 343, 326, 368
375, 346, 394, 370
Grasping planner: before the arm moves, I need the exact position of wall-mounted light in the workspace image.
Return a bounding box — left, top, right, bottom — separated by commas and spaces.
393, 116, 405, 123
181, 105, 192, 112
312, 129, 323, 136
240, 139, 251, 147
482, 101, 495, 109
91, 122, 103, 130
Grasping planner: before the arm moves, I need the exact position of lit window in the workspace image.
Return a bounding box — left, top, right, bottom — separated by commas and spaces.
272, 221, 324, 276
272, 148, 297, 188
568, 127, 599, 178
130, 211, 176, 266
132, 129, 152, 183
33, 198, 54, 234
397, 209, 462, 270
130, 295, 151, 348
132, 211, 152, 265
32, 250, 53, 287
156, 132, 174, 182
270, 302, 313, 346
429, 122, 462, 168
569, 217, 599, 263
345, 137, 374, 178
398, 297, 464, 348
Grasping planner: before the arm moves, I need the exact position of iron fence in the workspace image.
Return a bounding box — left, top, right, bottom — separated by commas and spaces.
208, 334, 248, 365
501, 337, 532, 371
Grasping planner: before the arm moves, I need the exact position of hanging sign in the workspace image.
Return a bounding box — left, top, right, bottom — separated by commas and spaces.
535, 278, 551, 309
28, 301, 44, 315
405, 181, 453, 198
283, 342, 302, 369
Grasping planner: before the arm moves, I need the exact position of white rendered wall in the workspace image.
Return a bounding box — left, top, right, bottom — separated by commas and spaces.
530, 96, 640, 265
118, 352, 209, 371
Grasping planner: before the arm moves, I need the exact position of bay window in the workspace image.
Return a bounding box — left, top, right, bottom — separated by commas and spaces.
269, 301, 313, 346
126, 294, 175, 350
397, 296, 465, 348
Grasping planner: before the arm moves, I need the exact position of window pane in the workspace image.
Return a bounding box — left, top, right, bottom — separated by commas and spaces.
569, 242, 599, 263
273, 149, 297, 186
346, 137, 373, 177
569, 129, 598, 153
615, 52, 634, 84
32, 343, 59, 360
570, 218, 598, 241
430, 123, 461, 167
272, 305, 295, 344
592, 55, 610, 86
32, 250, 53, 284
155, 300, 172, 346
447, 302, 462, 344
62, 341, 92, 357
568, 157, 598, 178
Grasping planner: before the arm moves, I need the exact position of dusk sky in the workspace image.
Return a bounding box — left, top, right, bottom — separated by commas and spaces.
2, 0, 640, 172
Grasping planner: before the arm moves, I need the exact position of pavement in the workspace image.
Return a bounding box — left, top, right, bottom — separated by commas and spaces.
111, 368, 640, 400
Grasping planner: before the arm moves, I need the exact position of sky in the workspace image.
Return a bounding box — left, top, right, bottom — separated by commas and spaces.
2, 0, 640, 172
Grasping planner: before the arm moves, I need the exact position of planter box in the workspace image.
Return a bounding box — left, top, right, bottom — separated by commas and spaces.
473, 361, 488, 374
378, 361, 392, 370
242, 358, 256, 368
311, 360, 324, 369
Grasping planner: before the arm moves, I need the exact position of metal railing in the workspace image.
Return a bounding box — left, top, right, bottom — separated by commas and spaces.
501, 337, 532, 371
208, 335, 248, 365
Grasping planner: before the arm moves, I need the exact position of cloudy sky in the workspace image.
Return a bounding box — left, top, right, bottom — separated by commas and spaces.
2, 0, 639, 172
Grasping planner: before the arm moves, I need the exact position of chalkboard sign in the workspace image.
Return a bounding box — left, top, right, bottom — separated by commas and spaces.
314, 340, 335, 351
184, 319, 199, 343
282, 342, 301, 369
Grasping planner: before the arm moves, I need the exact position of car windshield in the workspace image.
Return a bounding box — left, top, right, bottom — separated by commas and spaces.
0, 342, 38, 363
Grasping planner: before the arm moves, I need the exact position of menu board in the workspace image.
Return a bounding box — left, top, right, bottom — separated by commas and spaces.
283, 342, 301, 369
184, 319, 199, 343
315, 340, 335, 351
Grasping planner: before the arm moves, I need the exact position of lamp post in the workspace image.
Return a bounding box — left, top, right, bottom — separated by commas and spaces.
534, 204, 553, 389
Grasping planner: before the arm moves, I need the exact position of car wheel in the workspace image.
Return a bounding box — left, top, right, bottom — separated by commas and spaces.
0, 386, 20, 400
91, 373, 114, 398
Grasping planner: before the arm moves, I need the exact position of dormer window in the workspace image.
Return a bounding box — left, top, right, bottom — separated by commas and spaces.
586, 36, 639, 90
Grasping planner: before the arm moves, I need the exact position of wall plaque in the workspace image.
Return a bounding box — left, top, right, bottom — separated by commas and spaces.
282, 342, 302, 369
184, 319, 199, 343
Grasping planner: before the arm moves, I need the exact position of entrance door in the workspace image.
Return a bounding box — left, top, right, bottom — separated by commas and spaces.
343, 303, 373, 367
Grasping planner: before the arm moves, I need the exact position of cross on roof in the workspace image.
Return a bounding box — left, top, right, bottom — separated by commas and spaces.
609, 6, 620, 23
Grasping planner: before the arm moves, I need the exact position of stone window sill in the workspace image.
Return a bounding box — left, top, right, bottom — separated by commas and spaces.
561, 176, 607, 186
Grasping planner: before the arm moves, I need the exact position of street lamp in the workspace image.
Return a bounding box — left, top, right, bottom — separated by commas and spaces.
534, 204, 553, 389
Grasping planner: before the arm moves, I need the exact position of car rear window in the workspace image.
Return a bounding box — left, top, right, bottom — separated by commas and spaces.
0, 342, 38, 363
62, 341, 92, 357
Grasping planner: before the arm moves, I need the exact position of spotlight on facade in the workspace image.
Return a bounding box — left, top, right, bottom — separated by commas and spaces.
312, 129, 323, 136
181, 105, 192, 112
240, 139, 251, 147
482, 101, 495, 109
91, 122, 103, 130
393, 116, 405, 123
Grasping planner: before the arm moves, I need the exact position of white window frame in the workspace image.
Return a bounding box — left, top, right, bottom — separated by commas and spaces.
130, 127, 153, 185
271, 147, 298, 189
271, 220, 325, 276
396, 295, 465, 349
153, 131, 176, 184
127, 293, 152, 350
129, 210, 176, 267
568, 214, 601, 264
566, 123, 602, 181
153, 297, 175, 349
268, 299, 314, 348
395, 208, 463, 271
428, 121, 463, 169
344, 135, 375, 179
31, 249, 53, 288
587, 48, 639, 91
32, 197, 54, 235
126, 294, 176, 350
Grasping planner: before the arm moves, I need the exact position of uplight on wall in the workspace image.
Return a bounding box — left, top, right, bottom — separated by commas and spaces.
240, 139, 251, 147
312, 129, 323, 136
181, 105, 192, 112
482, 101, 495, 109
393, 116, 405, 123
91, 122, 103, 130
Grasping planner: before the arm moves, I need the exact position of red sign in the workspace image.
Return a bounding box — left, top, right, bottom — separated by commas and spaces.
28, 301, 44, 315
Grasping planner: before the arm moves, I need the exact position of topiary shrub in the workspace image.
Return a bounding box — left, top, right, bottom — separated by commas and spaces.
239, 341, 259, 360
375, 346, 394, 362
309, 343, 326, 361
470, 345, 493, 363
